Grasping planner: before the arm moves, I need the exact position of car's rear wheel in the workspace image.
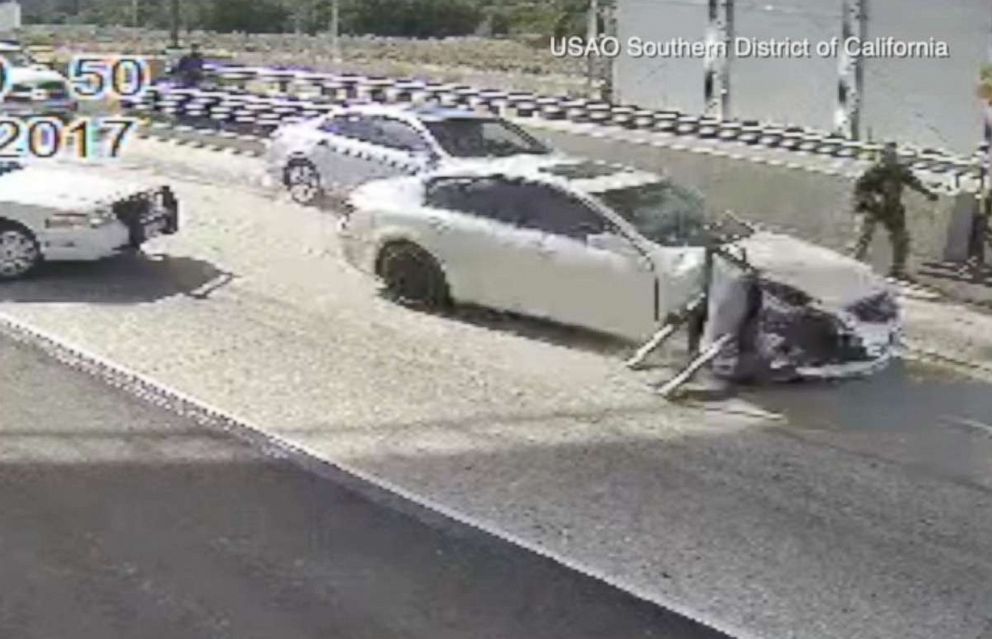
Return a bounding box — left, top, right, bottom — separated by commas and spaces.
285, 160, 322, 206
0, 223, 40, 281
377, 242, 450, 308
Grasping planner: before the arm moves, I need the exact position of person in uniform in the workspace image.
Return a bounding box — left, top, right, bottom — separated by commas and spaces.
174, 44, 205, 88
851, 142, 938, 280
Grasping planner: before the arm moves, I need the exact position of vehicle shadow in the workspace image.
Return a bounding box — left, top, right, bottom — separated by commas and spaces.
435, 303, 640, 359
0, 252, 234, 305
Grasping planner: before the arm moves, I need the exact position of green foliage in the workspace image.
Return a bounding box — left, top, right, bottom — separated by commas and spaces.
342, 0, 482, 38
19, 0, 604, 38
207, 0, 290, 33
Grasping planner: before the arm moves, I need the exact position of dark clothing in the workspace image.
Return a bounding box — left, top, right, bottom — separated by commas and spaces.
174, 52, 205, 87
854, 161, 931, 221
852, 158, 935, 277
852, 213, 910, 276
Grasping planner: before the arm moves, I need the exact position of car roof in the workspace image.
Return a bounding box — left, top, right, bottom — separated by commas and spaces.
410, 106, 493, 122
0, 43, 22, 53
339, 103, 493, 123
427, 157, 664, 196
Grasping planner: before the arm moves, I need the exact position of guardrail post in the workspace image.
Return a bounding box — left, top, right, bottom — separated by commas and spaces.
836, 0, 868, 139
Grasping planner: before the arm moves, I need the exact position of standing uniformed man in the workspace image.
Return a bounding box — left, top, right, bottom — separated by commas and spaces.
851, 142, 938, 280
174, 43, 205, 88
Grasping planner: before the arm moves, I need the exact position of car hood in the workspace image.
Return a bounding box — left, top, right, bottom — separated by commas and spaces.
0, 166, 152, 211
732, 231, 889, 308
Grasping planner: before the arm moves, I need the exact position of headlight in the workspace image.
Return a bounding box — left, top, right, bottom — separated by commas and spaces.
847, 292, 899, 324
45, 207, 116, 229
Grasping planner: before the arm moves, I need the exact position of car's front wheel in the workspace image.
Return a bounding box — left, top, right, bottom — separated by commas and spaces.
284, 160, 323, 206
377, 242, 450, 309
0, 223, 40, 281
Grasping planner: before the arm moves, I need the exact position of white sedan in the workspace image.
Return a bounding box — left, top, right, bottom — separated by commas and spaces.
0, 162, 179, 280
340, 157, 901, 381
266, 104, 554, 205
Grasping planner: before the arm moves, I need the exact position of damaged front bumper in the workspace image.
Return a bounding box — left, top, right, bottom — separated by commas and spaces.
112, 186, 180, 249
704, 263, 902, 383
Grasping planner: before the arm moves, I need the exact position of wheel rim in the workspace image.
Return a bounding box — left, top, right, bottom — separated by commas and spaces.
287, 164, 319, 203
0, 229, 38, 278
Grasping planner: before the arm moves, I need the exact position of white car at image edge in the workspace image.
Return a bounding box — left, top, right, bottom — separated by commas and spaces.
340, 156, 902, 381
0, 162, 179, 280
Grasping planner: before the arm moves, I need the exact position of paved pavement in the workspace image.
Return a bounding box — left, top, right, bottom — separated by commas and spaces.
0, 335, 727, 639
1, 141, 991, 639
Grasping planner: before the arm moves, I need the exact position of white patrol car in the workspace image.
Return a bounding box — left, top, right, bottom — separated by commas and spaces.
340, 156, 902, 381
265, 104, 554, 205
0, 162, 179, 280
0, 42, 78, 121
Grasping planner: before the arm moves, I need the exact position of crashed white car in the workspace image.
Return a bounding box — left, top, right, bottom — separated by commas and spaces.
340, 158, 901, 381
0, 162, 179, 280
266, 104, 553, 205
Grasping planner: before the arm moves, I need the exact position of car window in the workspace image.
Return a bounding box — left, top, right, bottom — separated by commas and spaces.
424, 118, 549, 158
370, 117, 431, 153
514, 184, 607, 240
425, 178, 524, 225
320, 114, 377, 144
598, 180, 752, 247
0, 50, 35, 67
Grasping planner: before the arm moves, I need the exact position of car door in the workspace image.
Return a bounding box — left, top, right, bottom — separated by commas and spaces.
316, 114, 433, 191
420, 177, 548, 313
514, 183, 659, 341
370, 116, 437, 177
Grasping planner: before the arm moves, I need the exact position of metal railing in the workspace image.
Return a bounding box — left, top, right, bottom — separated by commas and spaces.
124, 62, 986, 194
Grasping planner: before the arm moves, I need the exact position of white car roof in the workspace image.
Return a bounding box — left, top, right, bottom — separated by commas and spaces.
333, 103, 495, 123
426, 156, 664, 196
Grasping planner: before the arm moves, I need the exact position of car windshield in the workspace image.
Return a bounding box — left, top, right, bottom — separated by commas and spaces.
424, 118, 549, 158
0, 161, 24, 175
598, 180, 753, 247
0, 50, 36, 67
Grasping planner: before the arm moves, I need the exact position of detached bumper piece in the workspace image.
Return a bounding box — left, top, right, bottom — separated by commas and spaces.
113, 186, 180, 248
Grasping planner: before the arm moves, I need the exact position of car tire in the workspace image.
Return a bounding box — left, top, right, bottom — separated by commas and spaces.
377, 242, 450, 309
284, 159, 323, 206
0, 222, 40, 281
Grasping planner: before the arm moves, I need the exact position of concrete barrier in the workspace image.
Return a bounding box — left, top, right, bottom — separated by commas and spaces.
132, 78, 978, 270
524, 121, 966, 269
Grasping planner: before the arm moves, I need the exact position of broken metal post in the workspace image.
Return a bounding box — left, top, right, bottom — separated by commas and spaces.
627, 324, 679, 370
656, 333, 735, 399
626, 293, 706, 370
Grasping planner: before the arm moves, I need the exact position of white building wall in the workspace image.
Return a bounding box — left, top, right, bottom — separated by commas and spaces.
0, 1, 21, 31
614, 0, 990, 154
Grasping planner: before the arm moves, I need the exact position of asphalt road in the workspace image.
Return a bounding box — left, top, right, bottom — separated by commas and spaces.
0, 335, 726, 639
1, 142, 991, 639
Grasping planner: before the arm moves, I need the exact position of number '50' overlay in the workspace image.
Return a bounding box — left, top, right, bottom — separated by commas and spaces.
0, 117, 138, 160
69, 56, 151, 100
0, 56, 150, 101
